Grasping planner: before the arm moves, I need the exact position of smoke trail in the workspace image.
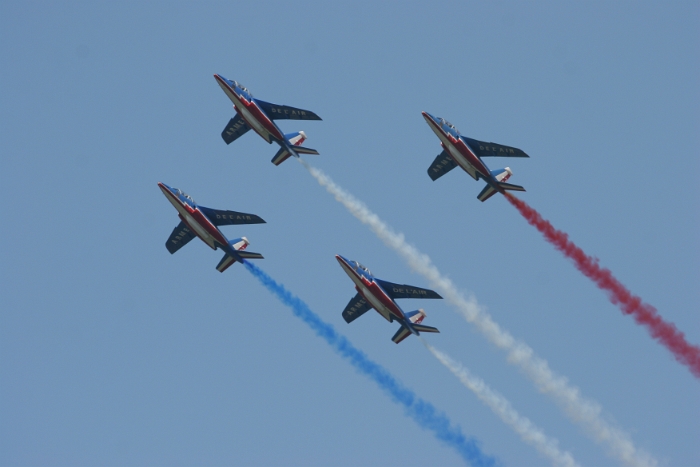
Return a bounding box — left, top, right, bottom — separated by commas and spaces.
503, 193, 700, 378
298, 158, 657, 467
242, 261, 497, 467
422, 341, 579, 467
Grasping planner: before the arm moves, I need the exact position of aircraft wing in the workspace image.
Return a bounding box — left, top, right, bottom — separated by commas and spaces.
255, 99, 322, 121
166, 222, 196, 254
199, 207, 266, 226
463, 137, 529, 158
376, 279, 443, 300
221, 114, 251, 144
342, 293, 372, 323
427, 150, 457, 181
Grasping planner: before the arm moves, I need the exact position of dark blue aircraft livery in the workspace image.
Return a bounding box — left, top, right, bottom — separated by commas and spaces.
214, 74, 322, 166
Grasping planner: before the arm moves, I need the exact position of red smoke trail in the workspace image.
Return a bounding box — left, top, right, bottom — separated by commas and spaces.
503, 192, 700, 378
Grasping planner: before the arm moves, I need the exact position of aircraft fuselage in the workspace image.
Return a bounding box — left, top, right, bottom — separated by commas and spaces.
158, 183, 229, 251
422, 112, 493, 182
214, 75, 285, 144
336, 257, 405, 323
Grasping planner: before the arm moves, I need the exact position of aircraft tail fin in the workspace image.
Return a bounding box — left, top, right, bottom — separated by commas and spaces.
215, 237, 263, 272
405, 309, 427, 324
284, 131, 307, 146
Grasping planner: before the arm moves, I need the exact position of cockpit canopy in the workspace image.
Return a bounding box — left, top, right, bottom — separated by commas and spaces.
439, 117, 460, 135
174, 188, 196, 205
351, 260, 372, 276
234, 81, 252, 97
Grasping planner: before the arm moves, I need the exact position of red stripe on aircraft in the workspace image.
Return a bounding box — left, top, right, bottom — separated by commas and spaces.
246, 101, 284, 141
191, 209, 229, 246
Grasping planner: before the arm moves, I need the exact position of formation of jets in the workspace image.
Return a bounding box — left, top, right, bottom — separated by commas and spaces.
160, 74, 531, 343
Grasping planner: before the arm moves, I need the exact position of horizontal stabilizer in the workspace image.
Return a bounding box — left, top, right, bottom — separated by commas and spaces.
427, 150, 457, 181
216, 250, 263, 272
216, 237, 263, 273
498, 181, 525, 192
391, 325, 412, 344
476, 184, 498, 202
256, 100, 322, 121
342, 293, 372, 323
237, 251, 264, 260
477, 181, 526, 202
463, 137, 529, 158
216, 253, 237, 273
391, 321, 440, 344
221, 114, 251, 144
292, 145, 319, 155
199, 207, 266, 226
375, 279, 442, 300
411, 323, 439, 334
166, 221, 196, 254
271, 146, 294, 166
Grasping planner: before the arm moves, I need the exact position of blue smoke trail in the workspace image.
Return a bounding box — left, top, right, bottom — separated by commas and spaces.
243, 261, 497, 467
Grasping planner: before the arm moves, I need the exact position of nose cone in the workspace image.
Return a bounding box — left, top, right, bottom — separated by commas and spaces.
158, 182, 175, 195
335, 254, 352, 268
213, 73, 234, 92
422, 111, 439, 124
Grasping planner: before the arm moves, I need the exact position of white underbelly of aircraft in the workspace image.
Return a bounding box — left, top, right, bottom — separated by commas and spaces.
183, 213, 216, 249
446, 144, 478, 180
359, 285, 393, 322
239, 105, 271, 142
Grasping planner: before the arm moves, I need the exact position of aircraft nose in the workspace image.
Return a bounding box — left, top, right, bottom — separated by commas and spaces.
335, 255, 352, 267
158, 182, 177, 200
422, 111, 438, 123
214, 73, 233, 87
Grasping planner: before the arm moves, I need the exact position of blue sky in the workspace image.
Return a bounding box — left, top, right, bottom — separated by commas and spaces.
1, 1, 698, 466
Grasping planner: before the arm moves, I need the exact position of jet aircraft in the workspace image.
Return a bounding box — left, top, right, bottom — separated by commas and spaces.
159, 182, 265, 272
214, 74, 322, 166
422, 111, 529, 202
336, 255, 442, 344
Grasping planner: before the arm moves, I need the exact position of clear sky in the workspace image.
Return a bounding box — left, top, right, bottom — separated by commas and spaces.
1, 1, 698, 466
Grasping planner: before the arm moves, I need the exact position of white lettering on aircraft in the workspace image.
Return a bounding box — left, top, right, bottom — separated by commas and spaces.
269, 107, 307, 117
215, 214, 254, 221
479, 144, 516, 154
346, 297, 368, 315
392, 287, 428, 296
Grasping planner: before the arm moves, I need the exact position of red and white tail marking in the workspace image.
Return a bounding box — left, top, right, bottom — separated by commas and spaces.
496, 167, 512, 183
231, 237, 249, 251
288, 131, 307, 146
409, 309, 426, 324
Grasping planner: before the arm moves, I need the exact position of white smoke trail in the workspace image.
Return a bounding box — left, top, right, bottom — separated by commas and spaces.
298, 158, 657, 467
422, 340, 579, 467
